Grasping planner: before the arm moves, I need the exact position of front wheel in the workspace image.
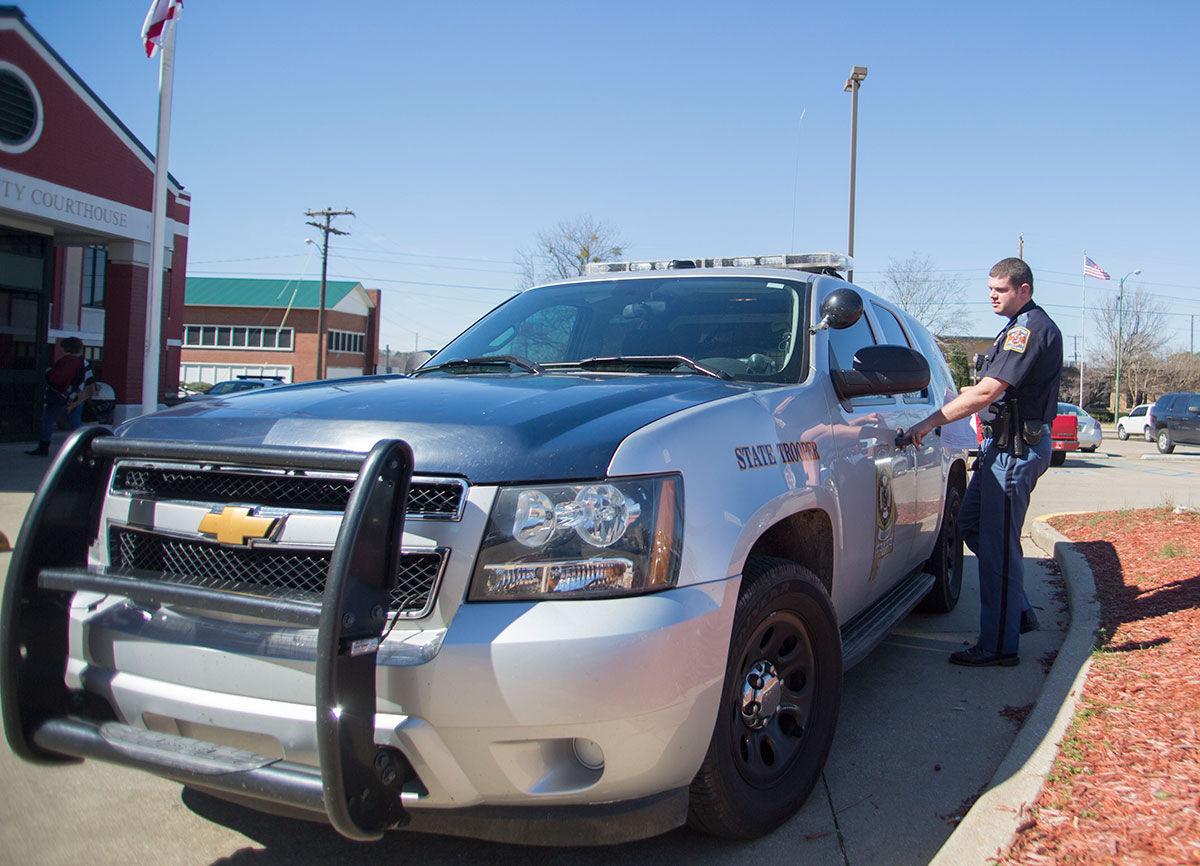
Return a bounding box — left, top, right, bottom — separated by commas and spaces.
918, 483, 964, 613
1158, 429, 1175, 454
1117, 424, 1128, 441
688, 558, 842, 839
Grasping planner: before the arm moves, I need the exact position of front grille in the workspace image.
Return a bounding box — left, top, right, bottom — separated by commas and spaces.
109, 527, 444, 617
112, 465, 465, 517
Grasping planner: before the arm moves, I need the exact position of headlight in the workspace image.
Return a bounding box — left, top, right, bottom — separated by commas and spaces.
469, 475, 683, 601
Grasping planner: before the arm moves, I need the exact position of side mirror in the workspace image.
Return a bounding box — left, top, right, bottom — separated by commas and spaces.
1188, 406, 1199, 415
811, 289, 864, 333
831, 344, 931, 400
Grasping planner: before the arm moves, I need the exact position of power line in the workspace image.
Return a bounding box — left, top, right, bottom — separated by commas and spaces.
329, 252, 522, 276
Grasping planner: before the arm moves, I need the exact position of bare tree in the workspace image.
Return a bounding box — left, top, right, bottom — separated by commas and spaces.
516, 215, 625, 289
1089, 285, 1170, 407
876, 253, 967, 341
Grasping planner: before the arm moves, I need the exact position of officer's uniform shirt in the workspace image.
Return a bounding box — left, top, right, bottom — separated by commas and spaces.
980, 300, 1063, 424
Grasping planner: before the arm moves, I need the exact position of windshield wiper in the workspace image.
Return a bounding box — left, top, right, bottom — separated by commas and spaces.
411, 355, 544, 376
542, 355, 731, 380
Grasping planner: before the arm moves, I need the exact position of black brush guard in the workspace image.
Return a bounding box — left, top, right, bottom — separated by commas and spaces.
0, 428, 415, 841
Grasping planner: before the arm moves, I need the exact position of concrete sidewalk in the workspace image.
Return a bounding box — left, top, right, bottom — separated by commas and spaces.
0, 439, 1069, 865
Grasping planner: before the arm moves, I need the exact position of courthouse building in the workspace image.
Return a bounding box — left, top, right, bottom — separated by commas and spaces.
0, 6, 190, 438
181, 277, 381, 385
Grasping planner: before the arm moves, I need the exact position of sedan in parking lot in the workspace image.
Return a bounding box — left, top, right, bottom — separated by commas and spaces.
1057, 402, 1102, 452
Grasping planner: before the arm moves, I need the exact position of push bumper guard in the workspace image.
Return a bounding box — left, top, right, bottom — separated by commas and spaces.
1, 428, 415, 841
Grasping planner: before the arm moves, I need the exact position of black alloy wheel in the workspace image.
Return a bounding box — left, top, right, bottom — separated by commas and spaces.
687, 558, 841, 839
730, 612, 816, 788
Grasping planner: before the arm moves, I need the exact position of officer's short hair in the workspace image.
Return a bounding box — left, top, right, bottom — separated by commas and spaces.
60, 337, 84, 354
989, 258, 1034, 294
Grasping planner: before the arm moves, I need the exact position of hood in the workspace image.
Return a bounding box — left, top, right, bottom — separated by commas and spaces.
119, 373, 756, 483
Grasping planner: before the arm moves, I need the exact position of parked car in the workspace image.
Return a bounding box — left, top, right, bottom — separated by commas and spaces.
1149, 392, 1200, 454
183, 375, 285, 402
1116, 404, 1153, 441
1056, 402, 1102, 452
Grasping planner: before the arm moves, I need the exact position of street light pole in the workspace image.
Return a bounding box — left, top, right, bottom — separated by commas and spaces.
1114, 268, 1142, 416
844, 65, 868, 283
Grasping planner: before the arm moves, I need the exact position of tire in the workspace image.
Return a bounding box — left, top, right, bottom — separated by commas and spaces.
1144, 428, 1154, 442
1157, 428, 1175, 454
688, 557, 842, 839
918, 483, 964, 613
1050, 450, 1066, 466
1082, 446, 1097, 453
1117, 425, 1128, 441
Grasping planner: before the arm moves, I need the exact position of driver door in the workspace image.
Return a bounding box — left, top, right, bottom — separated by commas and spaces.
821, 290, 917, 614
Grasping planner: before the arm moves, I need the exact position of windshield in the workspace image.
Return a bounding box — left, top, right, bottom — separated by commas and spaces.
429, 276, 808, 382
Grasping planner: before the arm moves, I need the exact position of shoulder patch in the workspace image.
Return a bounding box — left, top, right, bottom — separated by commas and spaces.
1003, 326, 1031, 353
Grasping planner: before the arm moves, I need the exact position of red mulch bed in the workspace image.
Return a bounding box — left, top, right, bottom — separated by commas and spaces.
1001, 508, 1200, 865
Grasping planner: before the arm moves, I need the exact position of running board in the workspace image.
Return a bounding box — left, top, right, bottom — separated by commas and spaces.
840, 570, 935, 670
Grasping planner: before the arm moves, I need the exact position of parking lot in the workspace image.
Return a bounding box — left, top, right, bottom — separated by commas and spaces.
1, 430, 1198, 865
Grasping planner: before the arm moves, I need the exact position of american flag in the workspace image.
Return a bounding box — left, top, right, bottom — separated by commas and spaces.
141, 0, 182, 58
1084, 256, 1111, 280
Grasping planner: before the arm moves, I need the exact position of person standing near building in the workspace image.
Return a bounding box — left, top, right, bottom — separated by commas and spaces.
26, 337, 96, 457
903, 258, 1063, 666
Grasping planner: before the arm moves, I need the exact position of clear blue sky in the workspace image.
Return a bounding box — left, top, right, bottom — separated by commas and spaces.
19, 0, 1200, 355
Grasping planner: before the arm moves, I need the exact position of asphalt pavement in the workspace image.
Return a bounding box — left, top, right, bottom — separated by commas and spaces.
1, 429, 1197, 865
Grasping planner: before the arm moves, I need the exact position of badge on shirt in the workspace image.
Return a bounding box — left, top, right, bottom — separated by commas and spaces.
1003, 326, 1031, 353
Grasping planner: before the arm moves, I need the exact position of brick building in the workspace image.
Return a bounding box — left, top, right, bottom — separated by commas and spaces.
180, 277, 381, 385
0, 6, 190, 438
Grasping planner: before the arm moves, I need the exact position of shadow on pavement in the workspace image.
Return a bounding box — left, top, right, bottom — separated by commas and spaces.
183, 788, 751, 866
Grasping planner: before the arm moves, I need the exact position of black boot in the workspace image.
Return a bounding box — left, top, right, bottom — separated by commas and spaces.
25, 441, 49, 456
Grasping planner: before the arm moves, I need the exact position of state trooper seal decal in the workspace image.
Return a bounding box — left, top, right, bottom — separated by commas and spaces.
868, 457, 896, 581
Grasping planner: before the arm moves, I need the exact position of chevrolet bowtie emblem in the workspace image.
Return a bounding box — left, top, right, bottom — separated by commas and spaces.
198, 506, 280, 545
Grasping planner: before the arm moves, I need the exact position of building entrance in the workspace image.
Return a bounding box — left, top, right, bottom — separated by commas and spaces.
0, 228, 50, 441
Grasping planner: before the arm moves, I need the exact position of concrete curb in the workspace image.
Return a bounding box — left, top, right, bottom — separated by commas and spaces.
1140, 452, 1200, 460
930, 513, 1100, 866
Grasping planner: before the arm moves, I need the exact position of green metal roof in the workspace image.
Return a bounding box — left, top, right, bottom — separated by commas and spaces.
185, 277, 365, 309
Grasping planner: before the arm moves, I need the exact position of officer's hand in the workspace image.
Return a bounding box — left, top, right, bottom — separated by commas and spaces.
905, 422, 929, 448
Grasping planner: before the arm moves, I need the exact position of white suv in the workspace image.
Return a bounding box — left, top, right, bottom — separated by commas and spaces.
3, 256, 970, 845
1117, 404, 1152, 441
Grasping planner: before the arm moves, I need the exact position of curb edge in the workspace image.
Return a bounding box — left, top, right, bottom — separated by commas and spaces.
930, 513, 1100, 866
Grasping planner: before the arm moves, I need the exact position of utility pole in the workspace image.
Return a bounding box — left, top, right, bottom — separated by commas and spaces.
384, 343, 391, 374
305, 207, 354, 380
1191, 314, 1195, 354
1018, 233, 1023, 258
1114, 268, 1142, 417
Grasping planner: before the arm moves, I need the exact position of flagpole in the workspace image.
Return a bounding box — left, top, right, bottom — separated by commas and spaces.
1079, 251, 1086, 407
141, 13, 177, 416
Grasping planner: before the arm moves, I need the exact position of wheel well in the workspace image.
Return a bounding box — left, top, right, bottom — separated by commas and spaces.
744, 509, 834, 596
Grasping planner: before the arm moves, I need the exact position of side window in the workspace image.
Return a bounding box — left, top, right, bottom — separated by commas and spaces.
486, 304, 579, 363
827, 305, 892, 407
1130, 406, 1146, 418
1188, 395, 1200, 413
827, 307, 876, 371
871, 302, 929, 403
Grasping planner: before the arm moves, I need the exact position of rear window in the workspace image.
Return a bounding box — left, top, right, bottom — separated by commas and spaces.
1129, 406, 1146, 417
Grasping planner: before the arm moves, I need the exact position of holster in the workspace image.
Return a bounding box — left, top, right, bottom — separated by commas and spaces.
982, 400, 1029, 457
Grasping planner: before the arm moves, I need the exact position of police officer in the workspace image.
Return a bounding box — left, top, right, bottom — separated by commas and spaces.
905, 257, 1062, 666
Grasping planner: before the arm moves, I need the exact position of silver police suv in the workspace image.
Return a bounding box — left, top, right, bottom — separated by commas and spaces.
2, 254, 968, 844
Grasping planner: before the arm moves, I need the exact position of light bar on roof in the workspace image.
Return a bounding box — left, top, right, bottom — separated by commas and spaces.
585, 252, 851, 275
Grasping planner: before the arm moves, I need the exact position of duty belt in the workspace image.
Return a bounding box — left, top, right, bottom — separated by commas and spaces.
981, 401, 1046, 457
